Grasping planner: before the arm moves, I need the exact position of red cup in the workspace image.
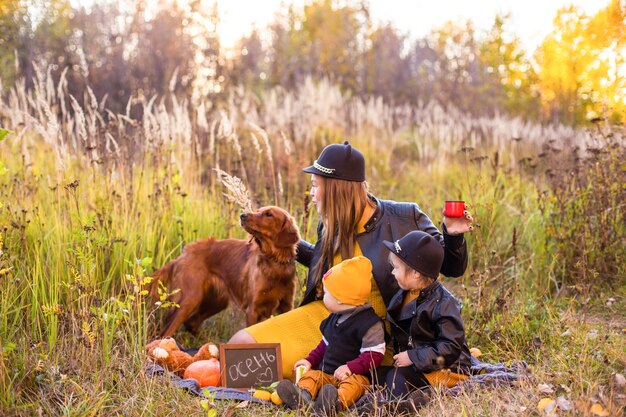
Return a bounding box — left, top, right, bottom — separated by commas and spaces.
444, 201, 465, 218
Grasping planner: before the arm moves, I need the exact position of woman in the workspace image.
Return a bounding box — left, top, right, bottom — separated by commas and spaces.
229, 141, 473, 378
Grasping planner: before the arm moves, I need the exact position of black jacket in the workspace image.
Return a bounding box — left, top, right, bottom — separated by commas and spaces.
386, 281, 473, 374
296, 197, 468, 307
318, 307, 381, 374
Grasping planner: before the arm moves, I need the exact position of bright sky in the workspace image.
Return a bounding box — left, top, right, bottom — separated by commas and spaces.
216, 0, 608, 52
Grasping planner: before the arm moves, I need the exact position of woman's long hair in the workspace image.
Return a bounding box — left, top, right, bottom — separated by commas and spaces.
313, 176, 374, 290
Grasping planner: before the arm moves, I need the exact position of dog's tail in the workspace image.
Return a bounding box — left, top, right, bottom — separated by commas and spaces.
148, 261, 175, 300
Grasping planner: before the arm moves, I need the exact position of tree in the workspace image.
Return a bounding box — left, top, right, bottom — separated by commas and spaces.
362, 24, 409, 102
0, 0, 72, 89
68, 1, 130, 110
583, 0, 625, 123
267, 4, 309, 89
425, 20, 480, 113
300, 0, 365, 92
535, 0, 625, 124
264, 0, 368, 93
129, 0, 196, 99
535, 6, 595, 124
477, 14, 540, 118
0, 0, 29, 88
229, 29, 267, 91
404, 38, 440, 106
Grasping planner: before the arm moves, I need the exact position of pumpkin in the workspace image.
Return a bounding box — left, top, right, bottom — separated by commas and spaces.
183, 359, 221, 387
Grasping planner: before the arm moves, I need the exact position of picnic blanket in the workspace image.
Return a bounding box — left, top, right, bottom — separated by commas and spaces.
353, 359, 530, 409
447, 359, 531, 396
145, 357, 529, 403
145, 364, 265, 403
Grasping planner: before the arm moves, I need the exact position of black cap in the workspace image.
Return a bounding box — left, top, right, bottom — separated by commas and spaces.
303, 141, 365, 182
383, 231, 444, 278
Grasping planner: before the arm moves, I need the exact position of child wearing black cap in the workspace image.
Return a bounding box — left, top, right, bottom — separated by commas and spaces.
276, 256, 386, 415
367, 230, 474, 413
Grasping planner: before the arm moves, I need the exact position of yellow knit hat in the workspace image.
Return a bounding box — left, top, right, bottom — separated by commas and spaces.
322, 256, 372, 306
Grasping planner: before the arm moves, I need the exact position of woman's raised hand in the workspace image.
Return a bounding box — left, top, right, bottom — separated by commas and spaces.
442, 204, 474, 235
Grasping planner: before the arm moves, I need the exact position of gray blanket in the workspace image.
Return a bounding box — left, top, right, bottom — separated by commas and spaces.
145, 364, 265, 403
447, 359, 531, 396
146, 359, 529, 403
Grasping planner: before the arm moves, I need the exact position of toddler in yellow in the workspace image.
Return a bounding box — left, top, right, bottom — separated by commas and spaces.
276, 256, 385, 415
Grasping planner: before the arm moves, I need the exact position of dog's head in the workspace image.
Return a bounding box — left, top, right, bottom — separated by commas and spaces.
240, 206, 300, 252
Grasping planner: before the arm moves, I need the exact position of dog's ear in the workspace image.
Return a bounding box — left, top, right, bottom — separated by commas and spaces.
275, 215, 300, 248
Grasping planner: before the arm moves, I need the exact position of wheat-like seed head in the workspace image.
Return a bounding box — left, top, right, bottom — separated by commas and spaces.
214, 168, 254, 212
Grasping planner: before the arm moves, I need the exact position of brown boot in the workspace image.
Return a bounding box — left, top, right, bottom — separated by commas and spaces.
408, 387, 432, 408
276, 379, 312, 409
395, 388, 432, 414
311, 384, 339, 416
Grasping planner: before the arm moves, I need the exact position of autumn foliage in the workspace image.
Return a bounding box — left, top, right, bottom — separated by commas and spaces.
0, 0, 624, 125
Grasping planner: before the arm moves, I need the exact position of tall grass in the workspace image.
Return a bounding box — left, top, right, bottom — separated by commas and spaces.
0, 68, 624, 416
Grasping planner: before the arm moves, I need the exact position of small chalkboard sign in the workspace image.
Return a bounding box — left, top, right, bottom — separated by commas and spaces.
219, 343, 282, 389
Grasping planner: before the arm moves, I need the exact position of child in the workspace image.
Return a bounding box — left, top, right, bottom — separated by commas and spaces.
373, 230, 474, 413
276, 256, 386, 415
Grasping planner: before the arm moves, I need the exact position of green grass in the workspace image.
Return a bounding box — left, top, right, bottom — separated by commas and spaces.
0, 123, 624, 417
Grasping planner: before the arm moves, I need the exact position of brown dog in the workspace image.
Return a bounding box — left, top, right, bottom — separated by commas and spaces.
149, 206, 300, 337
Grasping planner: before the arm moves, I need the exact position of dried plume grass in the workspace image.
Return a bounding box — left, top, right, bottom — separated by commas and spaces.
214, 168, 254, 213
0, 63, 601, 184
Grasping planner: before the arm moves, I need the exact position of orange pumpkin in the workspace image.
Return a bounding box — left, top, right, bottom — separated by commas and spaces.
184, 359, 221, 387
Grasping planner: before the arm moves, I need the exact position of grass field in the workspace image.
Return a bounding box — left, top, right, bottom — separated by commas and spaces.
0, 74, 624, 416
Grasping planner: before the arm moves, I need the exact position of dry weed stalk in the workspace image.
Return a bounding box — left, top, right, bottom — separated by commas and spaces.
214, 168, 253, 212
249, 122, 278, 204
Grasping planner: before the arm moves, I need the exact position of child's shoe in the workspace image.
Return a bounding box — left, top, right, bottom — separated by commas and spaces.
355, 391, 385, 416
407, 387, 432, 408
356, 388, 430, 416
311, 384, 339, 416
275, 379, 312, 409
395, 388, 432, 415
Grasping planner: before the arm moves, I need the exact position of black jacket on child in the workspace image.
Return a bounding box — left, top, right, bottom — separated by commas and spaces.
386, 280, 473, 374
318, 307, 381, 375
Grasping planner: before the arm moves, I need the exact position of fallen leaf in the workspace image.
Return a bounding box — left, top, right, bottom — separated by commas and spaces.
538, 397, 556, 415
538, 383, 555, 394
589, 404, 609, 416
235, 400, 249, 409
613, 373, 625, 391
469, 347, 482, 357
556, 396, 572, 411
